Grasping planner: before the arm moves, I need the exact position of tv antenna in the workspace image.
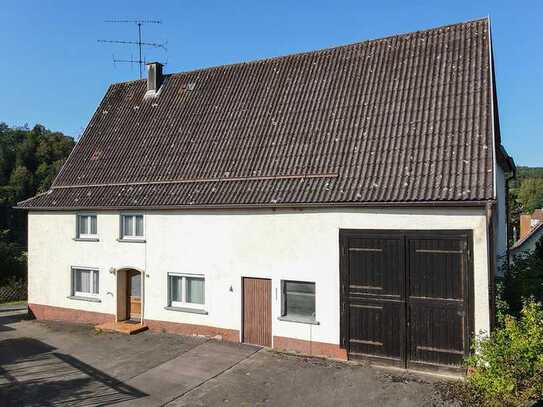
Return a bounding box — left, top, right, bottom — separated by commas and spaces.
98, 19, 167, 79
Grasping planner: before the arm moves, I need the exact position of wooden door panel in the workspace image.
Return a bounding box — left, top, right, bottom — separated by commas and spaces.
342, 234, 405, 363
408, 238, 465, 300
130, 297, 142, 317
243, 278, 272, 347
407, 236, 468, 367
347, 237, 404, 298
409, 302, 465, 366
348, 299, 403, 361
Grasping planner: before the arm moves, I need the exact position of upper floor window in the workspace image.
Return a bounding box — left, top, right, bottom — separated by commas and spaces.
121, 214, 144, 240
77, 214, 97, 239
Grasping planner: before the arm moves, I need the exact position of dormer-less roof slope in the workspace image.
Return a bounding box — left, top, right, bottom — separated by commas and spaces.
19, 18, 513, 210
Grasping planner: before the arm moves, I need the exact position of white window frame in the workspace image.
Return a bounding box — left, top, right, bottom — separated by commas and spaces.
120, 213, 144, 240
76, 213, 98, 240
168, 273, 205, 309
71, 267, 99, 298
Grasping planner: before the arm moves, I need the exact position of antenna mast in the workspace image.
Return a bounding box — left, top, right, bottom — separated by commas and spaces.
98, 19, 167, 79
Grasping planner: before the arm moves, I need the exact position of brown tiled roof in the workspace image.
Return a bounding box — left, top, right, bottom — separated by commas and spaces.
19, 18, 506, 210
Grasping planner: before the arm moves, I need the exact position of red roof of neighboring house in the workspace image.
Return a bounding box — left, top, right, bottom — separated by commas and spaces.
512, 222, 543, 251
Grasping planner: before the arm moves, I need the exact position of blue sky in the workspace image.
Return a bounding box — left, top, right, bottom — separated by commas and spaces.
1, 0, 541, 166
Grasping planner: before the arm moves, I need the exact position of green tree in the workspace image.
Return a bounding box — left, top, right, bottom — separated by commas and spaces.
0, 122, 74, 284
517, 178, 543, 213
9, 166, 33, 202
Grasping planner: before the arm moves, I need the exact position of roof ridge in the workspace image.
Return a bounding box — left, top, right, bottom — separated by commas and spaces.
108, 17, 489, 87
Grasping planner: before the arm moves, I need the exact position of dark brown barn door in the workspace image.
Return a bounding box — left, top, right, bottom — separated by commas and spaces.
243, 278, 272, 347
340, 230, 472, 370
341, 233, 406, 365
407, 236, 470, 368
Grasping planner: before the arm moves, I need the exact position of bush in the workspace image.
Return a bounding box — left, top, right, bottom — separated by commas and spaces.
504, 238, 543, 316
0, 230, 26, 285
495, 279, 510, 326
464, 299, 543, 406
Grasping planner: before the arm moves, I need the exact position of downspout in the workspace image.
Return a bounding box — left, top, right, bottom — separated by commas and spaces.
486, 200, 497, 332
142, 212, 148, 325
505, 170, 516, 264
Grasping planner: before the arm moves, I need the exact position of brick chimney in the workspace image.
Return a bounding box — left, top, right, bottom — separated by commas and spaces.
146, 62, 164, 94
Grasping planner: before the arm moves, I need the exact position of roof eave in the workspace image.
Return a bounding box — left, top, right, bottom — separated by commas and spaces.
15, 199, 492, 211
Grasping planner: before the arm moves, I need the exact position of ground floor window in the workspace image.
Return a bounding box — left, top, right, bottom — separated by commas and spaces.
72, 267, 99, 297
281, 280, 316, 322
168, 273, 205, 308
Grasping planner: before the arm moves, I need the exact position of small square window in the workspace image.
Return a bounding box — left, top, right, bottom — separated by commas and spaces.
282, 280, 316, 321
72, 267, 99, 297
77, 214, 97, 239
121, 214, 144, 239
168, 274, 205, 308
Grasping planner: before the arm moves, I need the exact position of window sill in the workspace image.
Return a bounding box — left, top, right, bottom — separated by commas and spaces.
116, 238, 146, 243
73, 237, 99, 242
67, 295, 101, 303
277, 316, 320, 325
164, 306, 208, 315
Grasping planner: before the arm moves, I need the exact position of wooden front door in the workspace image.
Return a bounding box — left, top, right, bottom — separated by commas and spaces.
340, 230, 473, 369
242, 278, 272, 347
127, 270, 142, 320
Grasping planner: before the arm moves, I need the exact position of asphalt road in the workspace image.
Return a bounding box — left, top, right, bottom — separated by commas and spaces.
0, 308, 453, 406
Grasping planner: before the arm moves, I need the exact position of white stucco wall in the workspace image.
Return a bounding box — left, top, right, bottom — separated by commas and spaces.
28, 207, 492, 345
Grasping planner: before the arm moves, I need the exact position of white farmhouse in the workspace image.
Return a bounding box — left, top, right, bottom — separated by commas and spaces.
18, 18, 515, 372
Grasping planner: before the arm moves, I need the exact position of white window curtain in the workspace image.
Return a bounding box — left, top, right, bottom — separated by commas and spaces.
121, 215, 144, 238
72, 268, 99, 296
77, 214, 97, 237
186, 277, 204, 304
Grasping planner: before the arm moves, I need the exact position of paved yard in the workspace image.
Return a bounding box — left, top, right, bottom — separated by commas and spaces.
0, 305, 454, 406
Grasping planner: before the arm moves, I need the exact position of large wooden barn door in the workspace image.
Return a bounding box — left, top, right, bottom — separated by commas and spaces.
340, 232, 406, 366
242, 278, 272, 347
406, 235, 471, 368
340, 230, 473, 370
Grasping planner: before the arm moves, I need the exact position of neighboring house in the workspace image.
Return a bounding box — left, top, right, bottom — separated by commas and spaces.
18, 18, 515, 372
511, 211, 543, 258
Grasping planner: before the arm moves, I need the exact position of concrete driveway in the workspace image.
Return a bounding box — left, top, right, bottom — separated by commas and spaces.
0, 306, 453, 407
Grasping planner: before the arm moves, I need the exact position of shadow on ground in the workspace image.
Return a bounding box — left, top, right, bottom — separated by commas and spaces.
0, 337, 147, 406
0, 311, 28, 332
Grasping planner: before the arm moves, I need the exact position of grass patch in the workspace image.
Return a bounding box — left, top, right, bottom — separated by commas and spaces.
0, 300, 26, 306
